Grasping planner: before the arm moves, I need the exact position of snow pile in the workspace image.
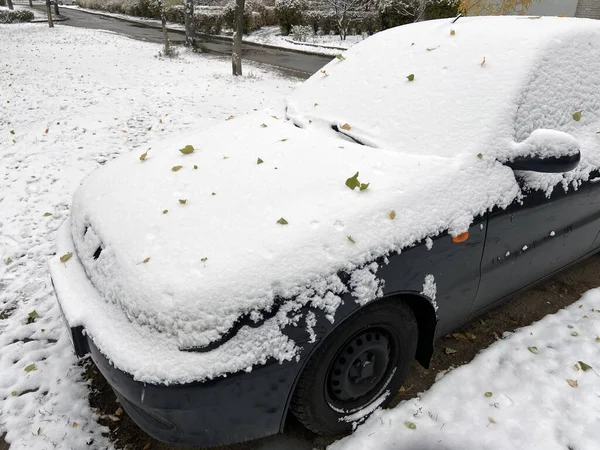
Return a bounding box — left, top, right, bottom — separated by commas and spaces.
0, 23, 293, 448
331, 289, 600, 450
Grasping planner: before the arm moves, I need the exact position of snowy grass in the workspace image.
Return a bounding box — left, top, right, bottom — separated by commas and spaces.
0, 23, 294, 448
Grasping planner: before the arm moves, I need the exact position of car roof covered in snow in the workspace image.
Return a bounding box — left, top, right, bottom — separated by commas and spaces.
287, 16, 600, 161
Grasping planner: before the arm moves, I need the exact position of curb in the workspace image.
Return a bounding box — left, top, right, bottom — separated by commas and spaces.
31, 15, 69, 22
59, 6, 337, 58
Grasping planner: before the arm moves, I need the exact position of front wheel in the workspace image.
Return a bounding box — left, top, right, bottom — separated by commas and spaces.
290, 300, 418, 436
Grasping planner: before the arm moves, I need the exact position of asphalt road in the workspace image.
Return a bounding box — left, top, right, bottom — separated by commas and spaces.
34, 5, 332, 79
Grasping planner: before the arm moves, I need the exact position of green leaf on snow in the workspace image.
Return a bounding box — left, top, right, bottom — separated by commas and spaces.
578, 361, 592, 372
484, 391, 493, 397
347, 235, 356, 244
336, 54, 345, 60
528, 346, 539, 354
179, 145, 195, 155
257, 158, 264, 165
277, 217, 288, 225
572, 110, 583, 121
404, 421, 416, 430
28, 310, 39, 320
406, 74, 415, 81
171, 165, 183, 172
24, 363, 37, 373
59, 253, 72, 263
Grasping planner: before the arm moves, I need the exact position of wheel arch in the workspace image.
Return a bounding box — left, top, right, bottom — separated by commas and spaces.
280, 291, 438, 432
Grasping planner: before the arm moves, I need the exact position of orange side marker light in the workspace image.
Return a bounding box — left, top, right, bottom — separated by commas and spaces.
451, 232, 469, 243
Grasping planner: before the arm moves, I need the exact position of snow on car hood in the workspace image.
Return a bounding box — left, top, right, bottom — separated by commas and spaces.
70, 16, 600, 352
70, 109, 517, 349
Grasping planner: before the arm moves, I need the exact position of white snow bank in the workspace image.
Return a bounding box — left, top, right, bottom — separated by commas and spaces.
506, 129, 581, 161
331, 288, 600, 450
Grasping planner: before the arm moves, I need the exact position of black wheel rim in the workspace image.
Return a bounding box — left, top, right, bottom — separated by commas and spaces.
325, 325, 398, 412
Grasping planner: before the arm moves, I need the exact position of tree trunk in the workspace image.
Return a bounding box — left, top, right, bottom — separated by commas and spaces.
6, 0, 14, 10
29, 0, 33, 7
184, 0, 195, 48
231, 0, 245, 76
157, 0, 170, 56
46, 0, 54, 27
54, 0, 60, 16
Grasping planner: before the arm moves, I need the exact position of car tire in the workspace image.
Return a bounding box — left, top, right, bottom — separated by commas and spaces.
290, 300, 418, 436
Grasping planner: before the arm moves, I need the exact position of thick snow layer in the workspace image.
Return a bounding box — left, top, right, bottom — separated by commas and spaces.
331, 288, 600, 450
0, 23, 293, 448
55, 16, 600, 384
287, 17, 600, 163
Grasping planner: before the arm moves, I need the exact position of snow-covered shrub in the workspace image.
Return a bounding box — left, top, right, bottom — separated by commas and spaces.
303, 9, 319, 33
275, 0, 306, 35
378, 0, 420, 30
0, 9, 34, 23
164, 4, 184, 23
290, 24, 314, 41
194, 10, 223, 34
223, 0, 263, 33
0, 0, 6, 6
349, 11, 378, 35
424, 0, 459, 19
318, 11, 337, 35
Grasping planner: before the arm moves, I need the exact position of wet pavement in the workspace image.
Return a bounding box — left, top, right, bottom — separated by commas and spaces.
31, 5, 332, 79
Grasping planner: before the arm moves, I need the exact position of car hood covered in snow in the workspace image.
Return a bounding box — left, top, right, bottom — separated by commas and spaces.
63, 17, 600, 381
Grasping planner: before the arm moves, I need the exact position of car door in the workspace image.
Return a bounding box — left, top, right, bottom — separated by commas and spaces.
472, 174, 600, 313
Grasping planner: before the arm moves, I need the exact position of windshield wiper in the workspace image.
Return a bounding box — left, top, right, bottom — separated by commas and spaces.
331, 124, 365, 146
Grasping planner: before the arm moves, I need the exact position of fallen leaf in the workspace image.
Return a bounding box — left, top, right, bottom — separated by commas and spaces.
179, 199, 187, 204
143, 442, 151, 450
484, 391, 493, 397
465, 332, 476, 340
271, 115, 280, 120
389, 210, 396, 220
345, 172, 360, 190
11, 391, 17, 396
571, 331, 579, 337
450, 29, 456, 35
60, 253, 72, 263
398, 386, 406, 392
341, 123, 351, 131
277, 217, 288, 225
347, 235, 356, 244
10, 130, 15, 135
24, 363, 37, 373
179, 145, 195, 155
72, 422, 78, 428
257, 158, 264, 164
45, 128, 49, 134
171, 165, 183, 172
573, 110, 583, 121
260, 123, 268, 128
115, 407, 123, 416
404, 421, 417, 430
527, 346, 538, 354
578, 361, 592, 372
139, 151, 148, 161
211, 192, 216, 196
43, 212, 52, 217
445, 347, 457, 355
143, 257, 150, 263
5, 257, 12, 265
574, 363, 580, 371
193, 165, 198, 170
225, 115, 234, 121
480, 56, 486, 66
567, 379, 578, 388
336, 54, 345, 60
426, 46, 438, 51
488, 417, 496, 424
320, 69, 328, 76
406, 74, 415, 81
36, 427, 41, 435
280, 138, 288, 142
28, 310, 39, 320
162, 209, 168, 214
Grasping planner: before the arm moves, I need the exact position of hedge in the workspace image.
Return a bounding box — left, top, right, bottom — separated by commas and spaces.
0, 9, 35, 23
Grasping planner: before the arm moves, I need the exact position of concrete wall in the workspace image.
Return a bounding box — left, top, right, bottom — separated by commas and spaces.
524, 0, 578, 16
575, 0, 600, 18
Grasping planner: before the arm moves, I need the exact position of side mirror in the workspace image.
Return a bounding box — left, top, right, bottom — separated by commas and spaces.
505, 152, 580, 173
503, 129, 580, 174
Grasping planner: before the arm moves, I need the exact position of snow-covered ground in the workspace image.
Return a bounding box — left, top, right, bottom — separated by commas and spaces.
332, 289, 600, 450
0, 23, 294, 449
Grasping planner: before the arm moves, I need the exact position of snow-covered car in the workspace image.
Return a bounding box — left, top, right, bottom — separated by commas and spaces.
49, 16, 600, 446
